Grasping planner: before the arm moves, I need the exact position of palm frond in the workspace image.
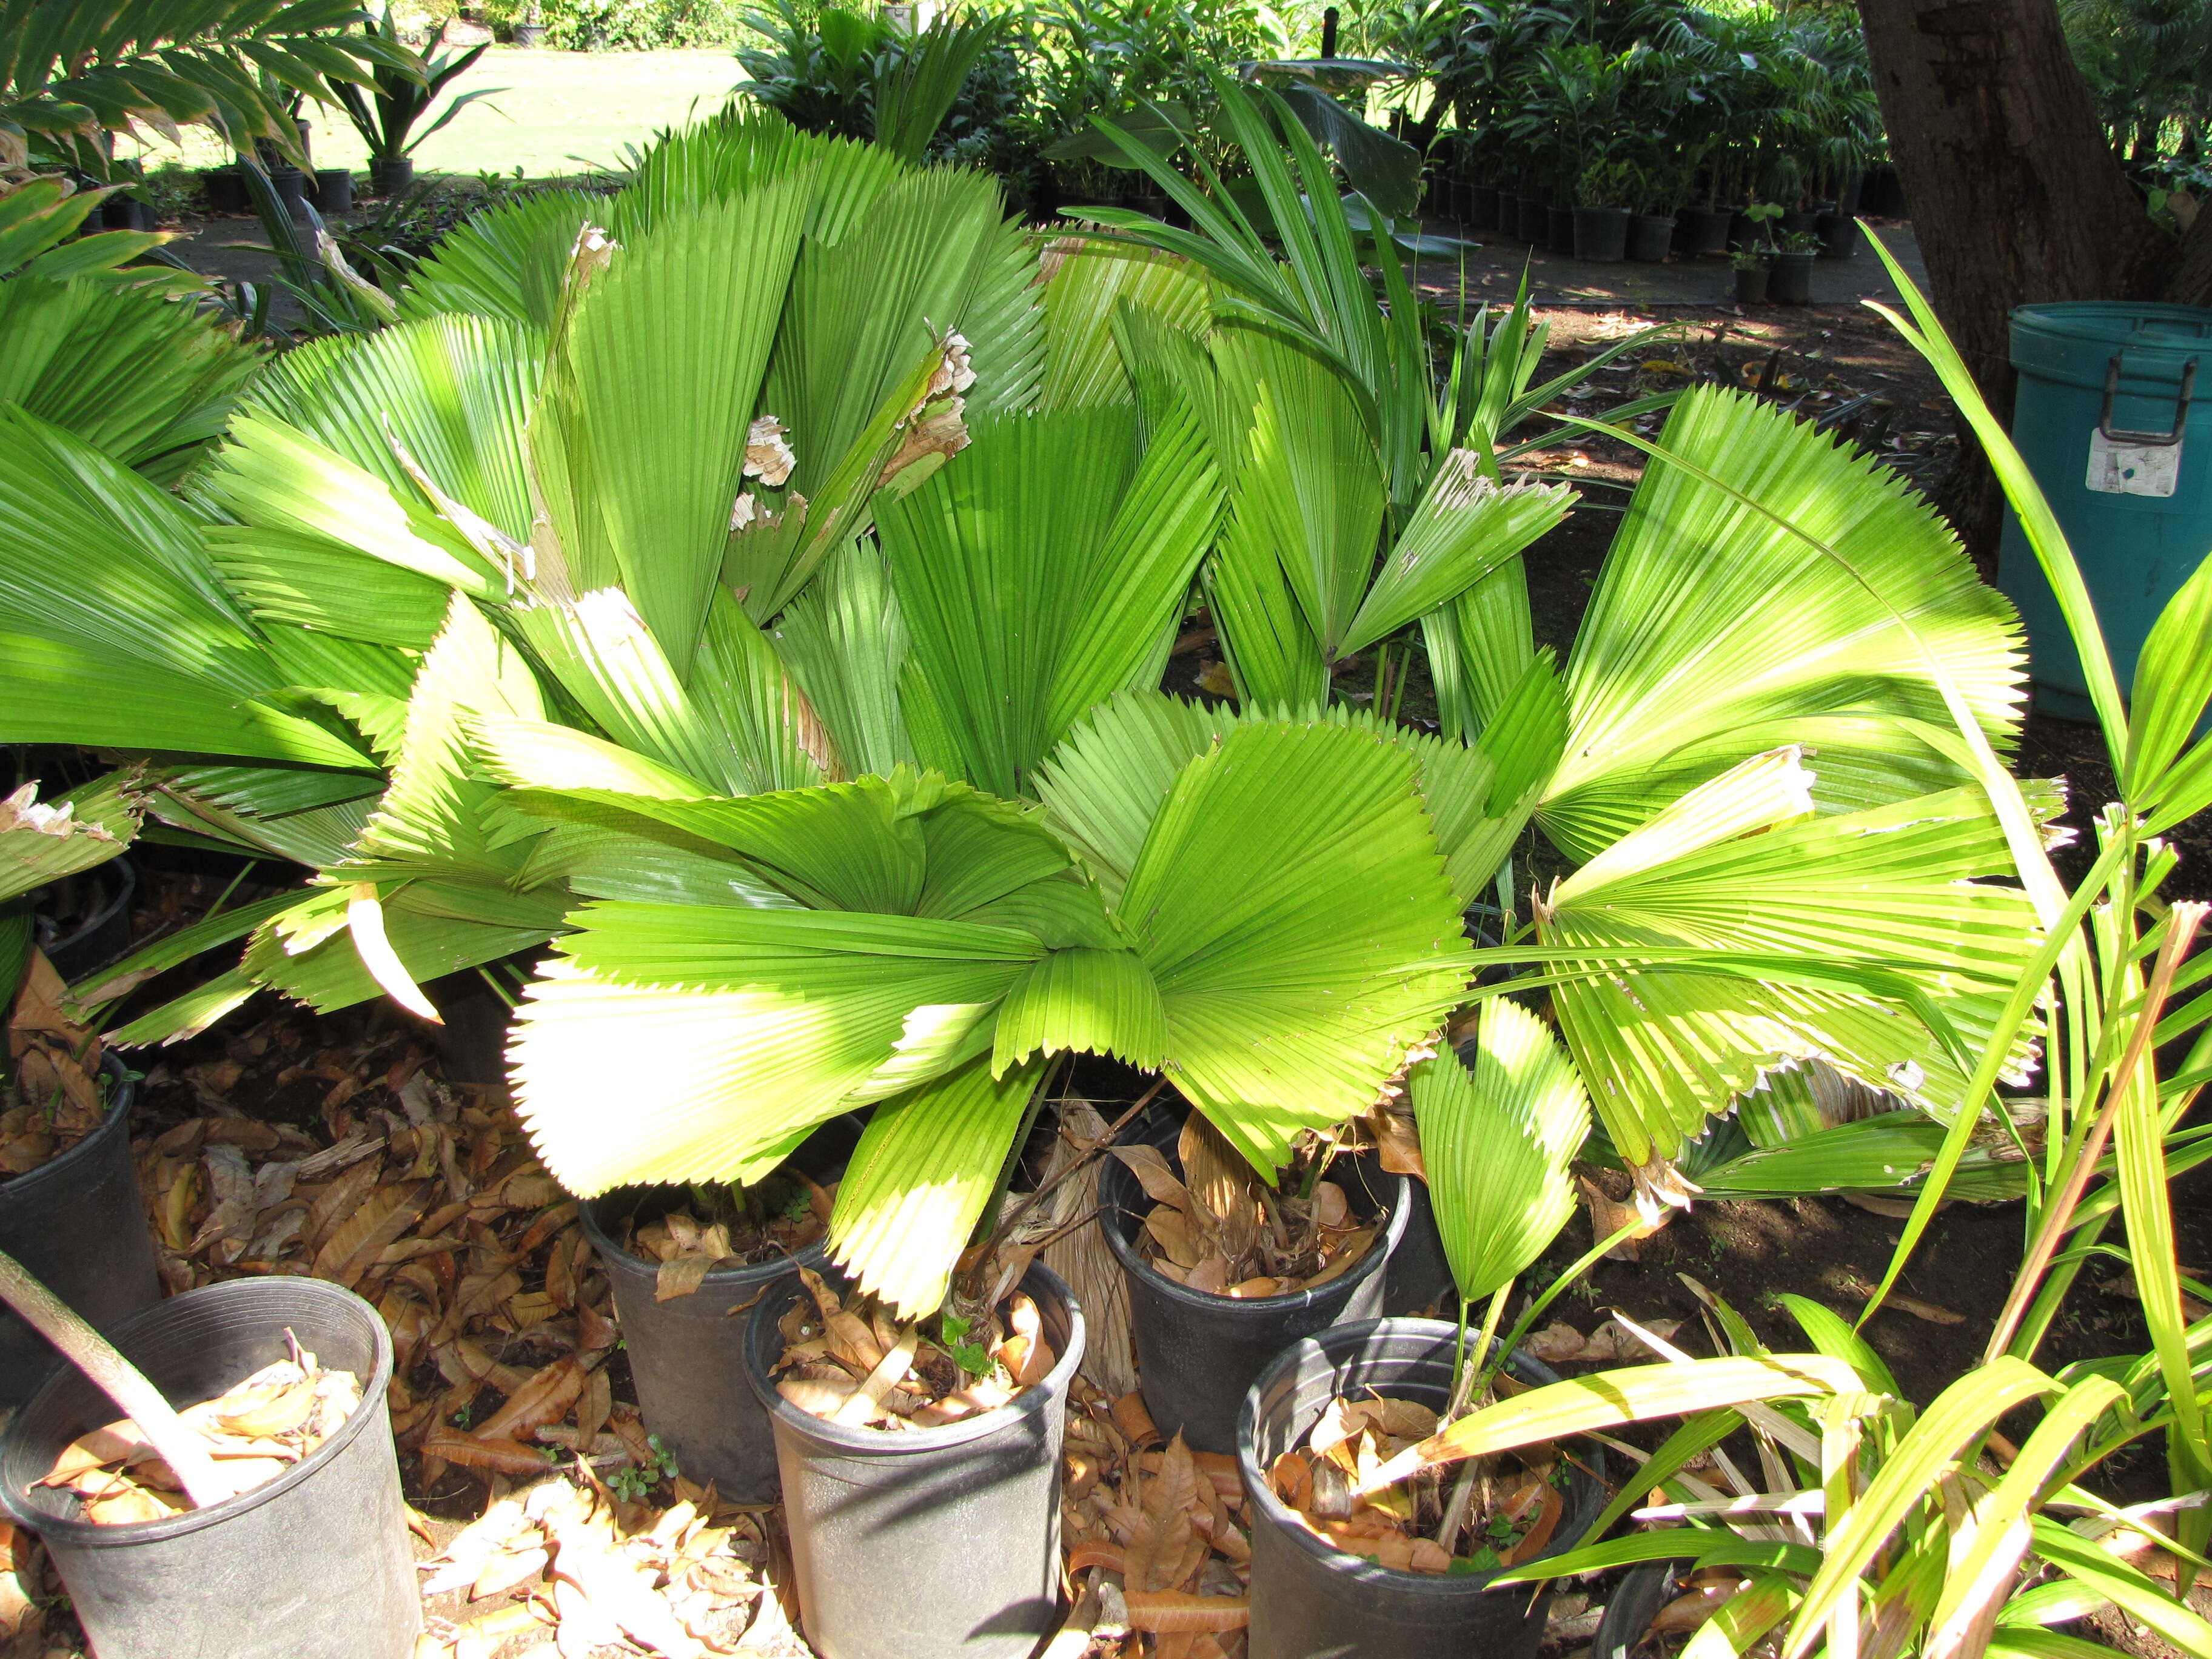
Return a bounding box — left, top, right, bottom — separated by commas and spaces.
1538, 386, 2027, 860
1412, 999, 1587, 1302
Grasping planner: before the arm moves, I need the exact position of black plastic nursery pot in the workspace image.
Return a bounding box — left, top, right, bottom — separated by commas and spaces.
1680, 205, 1734, 256
201, 166, 250, 215
1468, 184, 1500, 232
1515, 193, 1549, 244
1099, 1136, 1409, 1455
1572, 206, 1631, 263
35, 855, 134, 983
1627, 213, 1677, 263
1769, 250, 1817, 305
1547, 204, 1577, 255
1817, 209, 1861, 260
315, 168, 355, 213
0, 1277, 418, 1659
369, 156, 415, 196
1734, 263, 1770, 305
0, 1062, 159, 1409
746, 1262, 1085, 1659
582, 1188, 832, 1503
269, 168, 311, 221
1238, 1319, 1604, 1659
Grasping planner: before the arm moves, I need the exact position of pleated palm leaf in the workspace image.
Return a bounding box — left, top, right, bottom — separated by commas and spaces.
0, 112, 1055, 1039
0, 176, 260, 482
1409, 999, 1586, 1310
498, 719, 1475, 1314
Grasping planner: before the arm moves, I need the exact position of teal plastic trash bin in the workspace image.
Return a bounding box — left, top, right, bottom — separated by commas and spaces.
1996, 301, 2212, 718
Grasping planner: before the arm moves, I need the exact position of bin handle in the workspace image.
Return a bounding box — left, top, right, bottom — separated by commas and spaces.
2100, 352, 2199, 446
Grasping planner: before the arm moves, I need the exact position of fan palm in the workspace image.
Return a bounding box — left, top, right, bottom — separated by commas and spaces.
0, 176, 260, 481
1, 0, 418, 175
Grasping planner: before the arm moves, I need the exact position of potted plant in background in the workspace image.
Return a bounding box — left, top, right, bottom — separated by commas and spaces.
332, 8, 505, 198
1730, 239, 1769, 303
1238, 1002, 1614, 1659
1768, 226, 1820, 303
1570, 156, 1633, 261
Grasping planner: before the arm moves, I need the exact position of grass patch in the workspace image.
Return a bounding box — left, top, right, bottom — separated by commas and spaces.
128, 46, 742, 181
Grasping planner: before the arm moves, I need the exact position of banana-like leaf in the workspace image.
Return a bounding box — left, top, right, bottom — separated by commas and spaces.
1540, 387, 2026, 859
0, 772, 144, 904
828, 1052, 1047, 1312
0, 274, 258, 482
1537, 751, 2043, 1168
1412, 999, 1586, 1304
876, 404, 1221, 799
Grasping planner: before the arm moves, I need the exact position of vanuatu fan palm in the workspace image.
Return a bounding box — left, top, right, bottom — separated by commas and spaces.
0, 112, 1049, 1040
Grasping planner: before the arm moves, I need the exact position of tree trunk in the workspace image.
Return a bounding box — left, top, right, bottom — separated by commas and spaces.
1856, 0, 2173, 562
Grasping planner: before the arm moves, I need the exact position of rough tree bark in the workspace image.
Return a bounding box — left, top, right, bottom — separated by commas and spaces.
1857, 0, 2212, 558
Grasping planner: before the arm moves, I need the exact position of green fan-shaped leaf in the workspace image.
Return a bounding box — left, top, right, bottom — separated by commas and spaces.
397, 189, 600, 330
1113, 720, 1472, 1172
531, 183, 809, 677
828, 1053, 1048, 1313
1541, 386, 2027, 859
1410, 997, 1587, 1303
1537, 751, 2044, 1168
237, 312, 542, 546
508, 903, 1044, 1195
0, 275, 258, 482
877, 405, 1220, 799
1037, 240, 1211, 412
0, 771, 144, 905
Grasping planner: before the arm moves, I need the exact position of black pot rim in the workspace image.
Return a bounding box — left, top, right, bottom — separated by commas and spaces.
1098, 1147, 1409, 1316
743, 1260, 1086, 1459
1235, 1315, 1580, 1596
37, 856, 134, 961
0, 1057, 134, 1207
0, 1276, 395, 1547
579, 1188, 833, 1294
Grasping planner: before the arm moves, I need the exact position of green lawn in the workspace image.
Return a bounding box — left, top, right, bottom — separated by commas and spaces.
132, 47, 744, 181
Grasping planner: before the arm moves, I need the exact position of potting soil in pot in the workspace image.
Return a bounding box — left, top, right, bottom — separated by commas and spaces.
1265, 1391, 1567, 1575
611, 1177, 828, 1301
35, 1346, 361, 1523
769, 1267, 1057, 1429
1121, 1118, 1377, 1298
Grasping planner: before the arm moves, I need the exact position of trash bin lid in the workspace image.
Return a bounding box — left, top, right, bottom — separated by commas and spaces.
2011, 301, 2212, 394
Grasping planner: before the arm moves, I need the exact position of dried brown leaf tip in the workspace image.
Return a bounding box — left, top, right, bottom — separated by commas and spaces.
1269, 1391, 1567, 1576
1124, 1121, 1376, 1299
770, 1271, 1054, 1430
42, 1344, 361, 1523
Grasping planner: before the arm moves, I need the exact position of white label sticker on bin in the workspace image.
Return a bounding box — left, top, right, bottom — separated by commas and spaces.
2087, 429, 2181, 497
